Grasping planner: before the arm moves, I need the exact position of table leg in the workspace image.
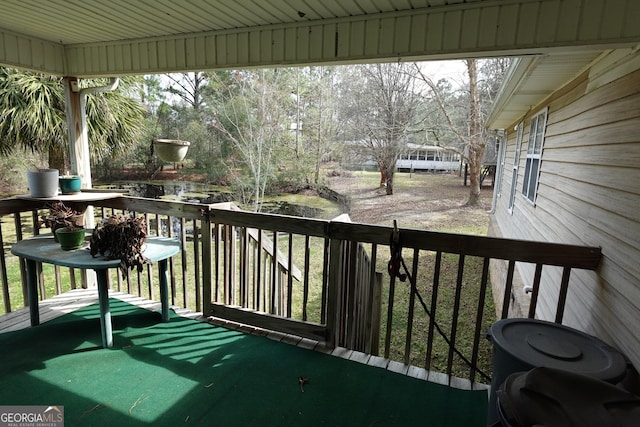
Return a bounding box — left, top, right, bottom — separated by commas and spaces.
96, 270, 112, 348
25, 259, 39, 326
158, 259, 170, 322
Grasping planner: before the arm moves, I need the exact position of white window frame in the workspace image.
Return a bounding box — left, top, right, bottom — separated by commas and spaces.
521, 108, 548, 204
494, 132, 506, 198
507, 122, 524, 214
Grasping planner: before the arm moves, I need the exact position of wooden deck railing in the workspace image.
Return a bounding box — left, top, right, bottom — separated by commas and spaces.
0, 194, 602, 384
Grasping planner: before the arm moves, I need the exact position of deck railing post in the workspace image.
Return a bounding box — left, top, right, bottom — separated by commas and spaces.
0, 220, 10, 313
326, 235, 343, 348
201, 215, 213, 317
193, 221, 202, 311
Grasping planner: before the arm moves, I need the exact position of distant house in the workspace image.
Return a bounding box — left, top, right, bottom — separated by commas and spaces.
486, 47, 640, 368
396, 143, 461, 172
342, 142, 461, 172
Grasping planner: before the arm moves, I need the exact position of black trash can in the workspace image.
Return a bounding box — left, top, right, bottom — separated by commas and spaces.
487, 318, 628, 425
497, 367, 640, 427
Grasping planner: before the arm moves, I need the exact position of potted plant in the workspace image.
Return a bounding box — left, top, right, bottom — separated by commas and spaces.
38, 202, 85, 242
90, 214, 149, 277
54, 226, 86, 250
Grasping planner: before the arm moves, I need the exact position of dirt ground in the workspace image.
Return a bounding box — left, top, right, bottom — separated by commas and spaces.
325, 171, 494, 234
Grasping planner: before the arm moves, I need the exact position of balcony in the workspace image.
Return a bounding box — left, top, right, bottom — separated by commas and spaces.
0, 194, 601, 425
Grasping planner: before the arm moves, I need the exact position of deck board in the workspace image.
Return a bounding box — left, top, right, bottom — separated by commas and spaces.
0, 288, 488, 392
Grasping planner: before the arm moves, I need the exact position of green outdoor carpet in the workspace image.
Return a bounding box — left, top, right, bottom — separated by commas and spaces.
0, 299, 487, 426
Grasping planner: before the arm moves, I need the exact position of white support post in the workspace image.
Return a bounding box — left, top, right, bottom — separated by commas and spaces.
63, 77, 97, 288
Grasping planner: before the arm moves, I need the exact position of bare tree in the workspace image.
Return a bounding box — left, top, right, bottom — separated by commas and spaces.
465, 59, 484, 205
164, 72, 211, 111
415, 58, 509, 206
338, 63, 422, 195
211, 70, 290, 211
302, 66, 340, 186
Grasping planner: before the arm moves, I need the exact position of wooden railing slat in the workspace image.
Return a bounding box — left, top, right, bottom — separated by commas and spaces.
270, 231, 278, 314
286, 233, 294, 318
193, 221, 202, 311
302, 235, 311, 322
425, 251, 442, 371
366, 244, 379, 354
14, 213, 28, 305
404, 249, 419, 366
501, 260, 516, 319
256, 229, 263, 311
320, 237, 330, 324
0, 219, 10, 313
384, 270, 397, 359
201, 216, 212, 316
180, 217, 188, 308
528, 264, 544, 319
555, 267, 572, 324
470, 258, 490, 384
446, 254, 465, 379
326, 237, 343, 348
240, 227, 248, 308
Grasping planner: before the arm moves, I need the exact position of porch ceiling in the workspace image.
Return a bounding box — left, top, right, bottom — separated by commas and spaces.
0, 0, 638, 77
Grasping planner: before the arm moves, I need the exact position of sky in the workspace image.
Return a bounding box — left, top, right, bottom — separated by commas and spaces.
418, 59, 468, 88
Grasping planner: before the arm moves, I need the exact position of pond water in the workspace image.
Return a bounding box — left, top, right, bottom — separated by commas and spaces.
96, 180, 345, 220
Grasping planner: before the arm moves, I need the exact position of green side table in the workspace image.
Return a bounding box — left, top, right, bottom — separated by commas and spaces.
11, 235, 180, 348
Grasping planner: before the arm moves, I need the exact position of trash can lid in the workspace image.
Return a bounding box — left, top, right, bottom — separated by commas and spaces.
489, 318, 627, 382
498, 367, 640, 427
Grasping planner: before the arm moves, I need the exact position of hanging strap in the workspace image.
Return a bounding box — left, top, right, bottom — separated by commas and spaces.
387, 220, 407, 281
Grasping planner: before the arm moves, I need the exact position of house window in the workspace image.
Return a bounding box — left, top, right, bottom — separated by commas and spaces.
522, 109, 548, 203
507, 122, 524, 213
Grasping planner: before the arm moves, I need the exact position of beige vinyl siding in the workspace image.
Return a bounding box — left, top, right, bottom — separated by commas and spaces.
490, 55, 640, 368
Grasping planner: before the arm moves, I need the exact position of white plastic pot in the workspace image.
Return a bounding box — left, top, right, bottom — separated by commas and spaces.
27, 169, 59, 198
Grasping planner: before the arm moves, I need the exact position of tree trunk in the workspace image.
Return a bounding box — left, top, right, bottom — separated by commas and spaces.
466, 152, 482, 205
385, 166, 394, 195
378, 161, 387, 187
48, 144, 67, 174
465, 59, 485, 207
